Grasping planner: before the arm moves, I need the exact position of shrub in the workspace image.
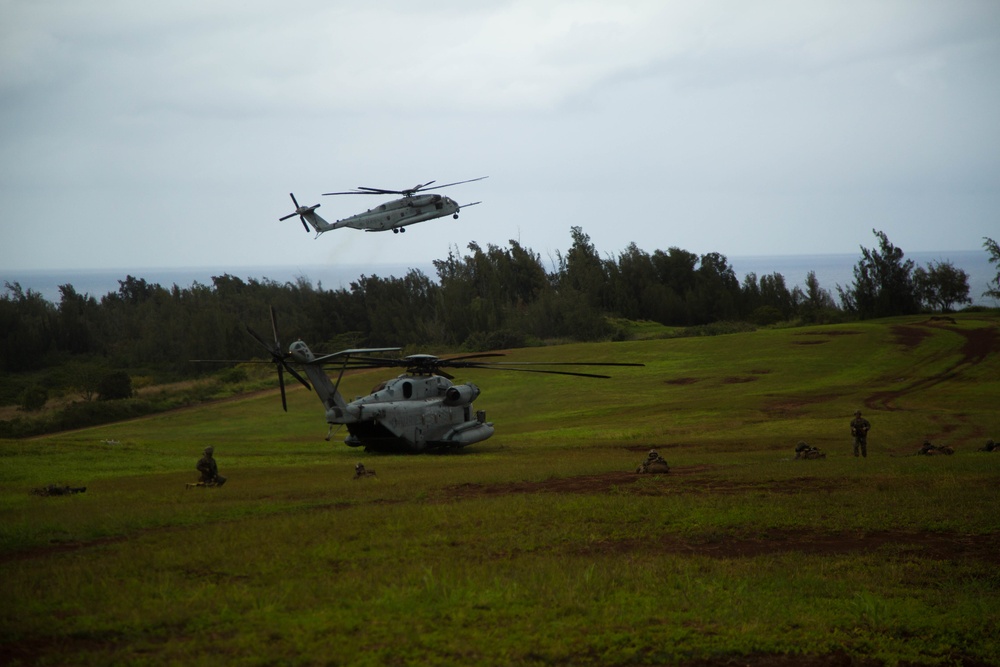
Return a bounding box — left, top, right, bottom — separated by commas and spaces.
19, 385, 48, 412
97, 371, 133, 401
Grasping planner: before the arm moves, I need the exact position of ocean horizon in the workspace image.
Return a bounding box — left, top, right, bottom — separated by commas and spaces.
3, 251, 997, 307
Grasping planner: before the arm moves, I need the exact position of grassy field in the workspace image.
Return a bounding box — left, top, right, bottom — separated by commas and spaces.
1, 313, 998, 666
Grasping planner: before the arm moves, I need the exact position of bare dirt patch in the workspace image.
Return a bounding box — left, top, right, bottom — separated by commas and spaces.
890, 324, 933, 350
440, 470, 841, 500
580, 527, 1000, 564
762, 394, 841, 418
793, 330, 862, 337
438, 471, 999, 564
866, 322, 999, 411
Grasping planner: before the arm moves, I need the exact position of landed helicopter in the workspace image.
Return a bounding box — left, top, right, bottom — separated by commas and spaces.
234, 308, 642, 454
280, 177, 487, 237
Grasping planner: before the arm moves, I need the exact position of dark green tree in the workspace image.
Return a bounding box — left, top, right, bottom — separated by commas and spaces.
1, 282, 56, 372
913, 261, 971, 312
984, 237, 1000, 300
839, 230, 919, 319
800, 271, 838, 323
691, 252, 740, 324
557, 227, 609, 310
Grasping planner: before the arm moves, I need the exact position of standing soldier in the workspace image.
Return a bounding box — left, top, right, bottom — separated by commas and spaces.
850, 410, 871, 458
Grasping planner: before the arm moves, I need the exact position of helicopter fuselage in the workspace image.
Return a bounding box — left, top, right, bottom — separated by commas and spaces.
335, 194, 461, 233
335, 374, 493, 453
289, 341, 494, 453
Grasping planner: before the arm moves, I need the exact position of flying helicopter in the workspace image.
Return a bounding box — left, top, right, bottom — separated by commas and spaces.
280, 177, 487, 237
232, 308, 643, 454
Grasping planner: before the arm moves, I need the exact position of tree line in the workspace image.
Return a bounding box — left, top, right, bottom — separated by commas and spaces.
3, 229, 998, 399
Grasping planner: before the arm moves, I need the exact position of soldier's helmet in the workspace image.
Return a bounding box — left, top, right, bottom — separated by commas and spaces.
647, 449, 659, 459
204, 446, 214, 455
854, 410, 862, 416
355, 462, 364, 470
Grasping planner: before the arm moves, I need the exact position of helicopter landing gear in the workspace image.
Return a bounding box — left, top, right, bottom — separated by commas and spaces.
453, 213, 459, 219
392, 227, 406, 234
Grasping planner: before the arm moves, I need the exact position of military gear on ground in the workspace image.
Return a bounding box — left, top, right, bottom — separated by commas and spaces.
31, 484, 87, 496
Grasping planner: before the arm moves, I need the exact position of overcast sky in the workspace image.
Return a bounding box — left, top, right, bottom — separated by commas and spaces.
2, 1, 998, 272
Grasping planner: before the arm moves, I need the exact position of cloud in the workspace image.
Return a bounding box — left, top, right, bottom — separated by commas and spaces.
1, 0, 998, 272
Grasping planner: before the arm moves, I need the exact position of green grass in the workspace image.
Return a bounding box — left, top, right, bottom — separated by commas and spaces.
1, 313, 999, 666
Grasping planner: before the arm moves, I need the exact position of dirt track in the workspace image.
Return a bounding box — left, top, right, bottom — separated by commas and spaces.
441, 469, 1000, 564
865, 320, 998, 411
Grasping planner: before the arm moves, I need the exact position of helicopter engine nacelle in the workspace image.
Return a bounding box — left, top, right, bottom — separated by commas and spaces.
443, 383, 480, 407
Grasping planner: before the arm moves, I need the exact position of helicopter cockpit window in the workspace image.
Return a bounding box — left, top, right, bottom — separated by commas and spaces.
402, 382, 413, 399
379, 204, 387, 211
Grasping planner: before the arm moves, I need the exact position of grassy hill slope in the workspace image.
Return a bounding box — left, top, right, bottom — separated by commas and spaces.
1, 314, 998, 666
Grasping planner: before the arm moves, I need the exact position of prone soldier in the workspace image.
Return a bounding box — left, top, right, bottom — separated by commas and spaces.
794, 441, 826, 460
31, 484, 87, 496
917, 440, 954, 456
636, 449, 670, 474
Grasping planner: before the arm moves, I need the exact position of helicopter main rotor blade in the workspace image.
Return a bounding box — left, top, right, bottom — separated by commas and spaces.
323, 188, 393, 196
419, 176, 488, 192
323, 177, 486, 197
455, 365, 616, 379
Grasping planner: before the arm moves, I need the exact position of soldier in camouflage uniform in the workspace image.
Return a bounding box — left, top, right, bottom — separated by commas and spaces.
918, 440, 954, 456
353, 462, 377, 479
636, 449, 670, 474
850, 410, 871, 458
195, 446, 227, 486
980, 439, 997, 452
794, 441, 826, 460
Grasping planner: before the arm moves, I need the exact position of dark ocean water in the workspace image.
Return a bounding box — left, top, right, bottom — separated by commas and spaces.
3, 251, 997, 307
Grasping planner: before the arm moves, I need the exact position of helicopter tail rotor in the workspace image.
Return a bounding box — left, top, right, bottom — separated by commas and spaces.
279, 193, 320, 233
246, 305, 312, 411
